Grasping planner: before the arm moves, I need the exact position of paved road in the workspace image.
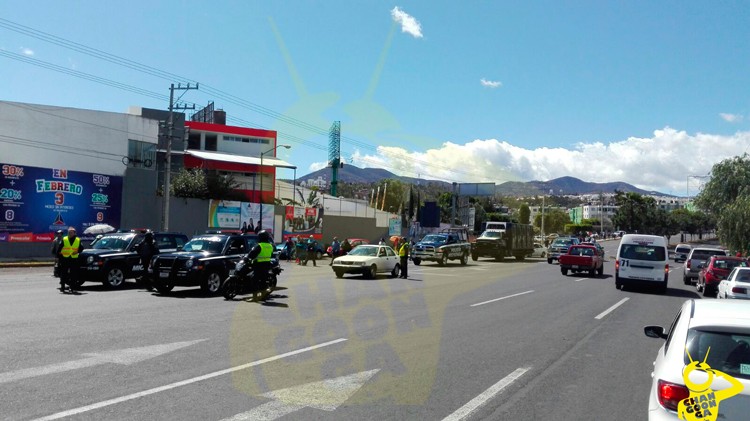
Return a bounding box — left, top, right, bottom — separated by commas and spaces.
0, 239, 708, 420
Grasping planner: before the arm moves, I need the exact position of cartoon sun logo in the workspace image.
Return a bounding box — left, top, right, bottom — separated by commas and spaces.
678, 346, 744, 421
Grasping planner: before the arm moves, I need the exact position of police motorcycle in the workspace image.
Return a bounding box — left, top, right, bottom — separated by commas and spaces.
221, 241, 282, 300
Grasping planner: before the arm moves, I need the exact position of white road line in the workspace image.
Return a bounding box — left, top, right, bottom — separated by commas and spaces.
32, 338, 348, 421
470, 290, 534, 307
442, 367, 530, 421
594, 298, 629, 320
573, 277, 588, 282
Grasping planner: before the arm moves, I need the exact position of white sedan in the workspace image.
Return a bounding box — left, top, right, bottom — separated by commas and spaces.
331, 244, 401, 278
527, 242, 547, 258
717, 266, 750, 299
644, 299, 750, 420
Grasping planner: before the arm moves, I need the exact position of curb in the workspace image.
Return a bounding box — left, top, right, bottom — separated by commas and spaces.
0, 262, 55, 268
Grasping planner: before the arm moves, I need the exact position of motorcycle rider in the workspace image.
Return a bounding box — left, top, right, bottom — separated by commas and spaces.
242, 230, 274, 285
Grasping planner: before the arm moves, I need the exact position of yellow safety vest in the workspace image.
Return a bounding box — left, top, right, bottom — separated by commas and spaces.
399, 243, 409, 257
255, 242, 273, 263
61, 236, 81, 258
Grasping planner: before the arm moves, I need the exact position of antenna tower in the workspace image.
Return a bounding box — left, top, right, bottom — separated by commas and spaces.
328, 121, 342, 196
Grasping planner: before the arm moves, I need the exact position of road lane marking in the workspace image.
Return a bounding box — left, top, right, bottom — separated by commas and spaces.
594, 298, 629, 320
32, 338, 348, 421
470, 290, 534, 307
574, 277, 587, 282
221, 369, 380, 421
442, 367, 530, 421
0, 339, 206, 384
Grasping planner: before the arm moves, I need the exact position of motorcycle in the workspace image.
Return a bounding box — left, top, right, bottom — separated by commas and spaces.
221, 257, 282, 300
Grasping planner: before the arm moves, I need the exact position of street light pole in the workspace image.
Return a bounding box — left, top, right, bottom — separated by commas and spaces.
258, 144, 291, 231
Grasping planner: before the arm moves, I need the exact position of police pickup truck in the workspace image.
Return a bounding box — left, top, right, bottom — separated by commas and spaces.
149, 233, 259, 295
412, 228, 471, 266
77, 231, 188, 288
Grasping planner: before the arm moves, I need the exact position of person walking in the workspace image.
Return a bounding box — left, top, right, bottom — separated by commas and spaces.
57, 226, 83, 292
341, 238, 352, 255
329, 237, 340, 266
51, 229, 64, 277
285, 237, 294, 262
296, 235, 306, 264
303, 235, 318, 267
398, 237, 410, 279
135, 231, 159, 288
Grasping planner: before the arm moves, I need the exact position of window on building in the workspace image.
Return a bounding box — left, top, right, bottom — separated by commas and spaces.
205, 134, 217, 151
126, 140, 157, 169
187, 132, 201, 150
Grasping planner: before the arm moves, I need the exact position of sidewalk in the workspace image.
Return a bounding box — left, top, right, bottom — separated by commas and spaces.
0, 258, 55, 268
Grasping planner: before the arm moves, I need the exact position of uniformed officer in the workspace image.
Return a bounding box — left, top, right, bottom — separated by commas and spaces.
245, 230, 274, 284
57, 226, 83, 292
398, 237, 410, 279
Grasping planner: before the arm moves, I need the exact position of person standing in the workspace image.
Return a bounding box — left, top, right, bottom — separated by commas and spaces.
284, 237, 294, 262
296, 235, 306, 264
341, 238, 352, 255
304, 235, 318, 267
329, 237, 340, 266
135, 231, 159, 288
398, 237, 410, 279
51, 229, 64, 277
57, 226, 83, 292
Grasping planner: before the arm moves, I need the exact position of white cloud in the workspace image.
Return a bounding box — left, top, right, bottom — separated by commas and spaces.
720, 113, 743, 123
21, 47, 34, 56
349, 128, 750, 195
391, 6, 423, 38
308, 161, 327, 172
480, 78, 502, 88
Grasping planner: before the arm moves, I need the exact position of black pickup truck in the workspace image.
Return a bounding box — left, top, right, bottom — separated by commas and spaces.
149, 233, 260, 295
76, 231, 188, 288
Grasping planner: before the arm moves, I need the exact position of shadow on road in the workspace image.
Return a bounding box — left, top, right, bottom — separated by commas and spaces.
150, 288, 219, 299
622, 285, 702, 298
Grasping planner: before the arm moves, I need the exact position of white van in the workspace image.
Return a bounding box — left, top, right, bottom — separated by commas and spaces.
615, 234, 669, 293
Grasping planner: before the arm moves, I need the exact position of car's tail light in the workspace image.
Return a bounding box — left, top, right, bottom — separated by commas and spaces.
687, 260, 691, 269
665, 263, 669, 274
615, 259, 620, 272
732, 287, 747, 294
657, 379, 690, 411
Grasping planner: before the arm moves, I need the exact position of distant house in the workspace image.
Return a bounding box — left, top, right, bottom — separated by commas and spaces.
302, 176, 327, 189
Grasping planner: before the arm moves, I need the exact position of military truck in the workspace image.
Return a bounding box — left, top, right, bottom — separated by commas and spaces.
471, 223, 535, 261
412, 227, 472, 266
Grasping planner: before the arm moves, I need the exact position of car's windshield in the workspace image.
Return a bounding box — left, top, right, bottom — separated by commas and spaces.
349, 246, 379, 257
421, 235, 447, 243
90, 235, 133, 251
620, 244, 666, 261
552, 239, 573, 247
685, 329, 750, 380
479, 231, 501, 239
182, 238, 225, 253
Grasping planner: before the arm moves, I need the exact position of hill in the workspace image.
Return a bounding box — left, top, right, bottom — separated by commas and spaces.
286, 166, 670, 197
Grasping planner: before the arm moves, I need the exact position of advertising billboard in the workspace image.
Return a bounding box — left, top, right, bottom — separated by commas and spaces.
0, 162, 122, 242
282, 206, 323, 240
207, 200, 274, 234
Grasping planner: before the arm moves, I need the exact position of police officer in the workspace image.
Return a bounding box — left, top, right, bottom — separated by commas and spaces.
51, 229, 64, 277
245, 230, 274, 285
135, 231, 159, 288
304, 235, 318, 267
398, 237, 410, 279
57, 226, 83, 292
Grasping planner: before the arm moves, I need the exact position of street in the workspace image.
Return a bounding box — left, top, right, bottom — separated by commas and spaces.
1, 239, 705, 420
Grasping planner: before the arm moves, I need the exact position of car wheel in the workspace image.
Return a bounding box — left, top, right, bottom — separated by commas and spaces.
659, 281, 668, 294
702, 284, 713, 298
437, 253, 446, 266
589, 269, 595, 277
413, 258, 421, 266
317, 251, 323, 260
103, 266, 126, 288
202, 271, 222, 295
460, 253, 468, 265
471, 253, 478, 261
541, 251, 546, 258
696, 280, 703, 292
547, 258, 553, 264
391, 264, 400, 278
335, 270, 344, 278
368, 264, 377, 279
561, 268, 568, 276
597, 265, 604, 276
615, 275, 622, 290
683, 274, 690, 285
515, 254, 525, 261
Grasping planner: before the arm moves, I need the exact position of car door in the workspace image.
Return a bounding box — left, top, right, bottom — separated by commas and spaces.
126, 234, 146, 277
385, 247, 398, 271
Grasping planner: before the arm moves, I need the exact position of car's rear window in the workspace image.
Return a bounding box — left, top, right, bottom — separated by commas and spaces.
685, 329, 750, 380
692, 250, 727, 260
714, 259, 748, 271
619, 244, 666, 261
676, 247, 690, 253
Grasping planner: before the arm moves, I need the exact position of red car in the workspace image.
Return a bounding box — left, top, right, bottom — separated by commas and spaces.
697, 256, 748, 297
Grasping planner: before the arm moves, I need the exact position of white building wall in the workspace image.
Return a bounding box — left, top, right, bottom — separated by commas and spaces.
1, 101, 159, 176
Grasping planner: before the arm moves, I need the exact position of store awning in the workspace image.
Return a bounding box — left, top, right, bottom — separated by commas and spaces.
185, 149, 297, 169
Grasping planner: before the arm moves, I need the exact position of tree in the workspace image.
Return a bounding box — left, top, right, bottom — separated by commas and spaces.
534, 208, 570, 234
611, 191, 657, 234
519, 204, 530, 224
717, 194, 750, 253
170, 169, 245, 201
374, 179, 407, 213
695, 154, 750, 216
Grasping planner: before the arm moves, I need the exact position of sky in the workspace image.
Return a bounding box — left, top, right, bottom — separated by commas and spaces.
1, 0, 749, 196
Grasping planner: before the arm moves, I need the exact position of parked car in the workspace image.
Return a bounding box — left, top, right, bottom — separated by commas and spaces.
683, 247, 728, 285
717, 267, 750, 300
527, 242, 547, 258
331, 244, 401, 279
697, 256, 748, 297
673, 244, 691, 263
149, 233, 257, 295
77, 231, 188, 288
644, 299, 750, 420
327, 238, 370, 257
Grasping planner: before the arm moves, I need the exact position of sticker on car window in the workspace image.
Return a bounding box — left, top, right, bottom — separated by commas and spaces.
741, 364, 750, 376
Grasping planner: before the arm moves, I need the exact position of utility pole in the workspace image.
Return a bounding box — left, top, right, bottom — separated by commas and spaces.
162, 82, 198, 231
451, 182, 457, 227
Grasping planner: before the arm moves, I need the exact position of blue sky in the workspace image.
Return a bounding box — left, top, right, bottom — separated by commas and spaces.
1, 1, 749, 195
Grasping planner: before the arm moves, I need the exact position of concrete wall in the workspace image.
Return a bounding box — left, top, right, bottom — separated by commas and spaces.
317, 215, 391, 248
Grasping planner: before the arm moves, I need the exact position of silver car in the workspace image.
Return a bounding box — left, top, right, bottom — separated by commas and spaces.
645, 300, 750, 420
683, 247, 727, 285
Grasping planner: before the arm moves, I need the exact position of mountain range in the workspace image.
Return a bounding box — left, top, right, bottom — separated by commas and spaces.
286, 165, 671, 197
